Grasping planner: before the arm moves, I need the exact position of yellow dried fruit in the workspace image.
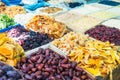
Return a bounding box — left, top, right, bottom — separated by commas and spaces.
0, 33, 25, 66
26, 15, 68, 39
69, 39, 120, 76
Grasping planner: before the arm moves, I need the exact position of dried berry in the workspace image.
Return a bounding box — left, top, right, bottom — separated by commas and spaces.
85, 25, 120, 45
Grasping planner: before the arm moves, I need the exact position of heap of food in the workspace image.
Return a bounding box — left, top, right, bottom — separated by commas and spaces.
52, 32, 89, 54
7, 25, 52, 51
0, 61, 23, 80
0, 33, 25, 66
52, 32, 120, 77
0, 14, 15, 30
26, 15, 68, 39
40, 7, 63, 14
85, 25, 120, 46
16, 48, 92, 80
69, 39, 120, 76
1, 6, 26, 18
0, 2, 6, 13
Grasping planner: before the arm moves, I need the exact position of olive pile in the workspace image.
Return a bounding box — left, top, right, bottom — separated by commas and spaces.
16, 48, 92, 80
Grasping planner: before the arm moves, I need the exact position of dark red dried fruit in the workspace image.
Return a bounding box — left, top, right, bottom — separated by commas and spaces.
37, 64, 44, 70
35, 71, 41, 76
21, 57, 26, 63
31, 68, 37, 72
16, 48, 91, 80
60, 64, 70, 68
81, 75, 87, 80
85, 25, 120, 46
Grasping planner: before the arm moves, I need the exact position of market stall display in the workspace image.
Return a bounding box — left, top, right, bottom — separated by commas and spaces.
16, 48, 93, 80
0, 33, 25, 66
0, 0, 120, 79
26, 15, 68, 39
7, 25, 52, 51
0, 61, 23, 80
85, 25, 120, 46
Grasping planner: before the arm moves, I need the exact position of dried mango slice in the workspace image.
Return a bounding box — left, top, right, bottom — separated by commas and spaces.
0, 33, 25, 66
85, 68, 100, 76
69, 38, 120, 76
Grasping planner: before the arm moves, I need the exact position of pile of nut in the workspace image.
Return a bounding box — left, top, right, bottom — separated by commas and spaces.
26, 15, 68, 39
16, 48, 92, 80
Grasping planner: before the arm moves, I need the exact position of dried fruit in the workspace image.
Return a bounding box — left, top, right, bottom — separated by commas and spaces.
7, 25, 52, 51
85, 25, 120, 46
16, 48, 92, 80
26, 15, 68, 39
69, 39, 120, 76
0, 33, 25, 66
